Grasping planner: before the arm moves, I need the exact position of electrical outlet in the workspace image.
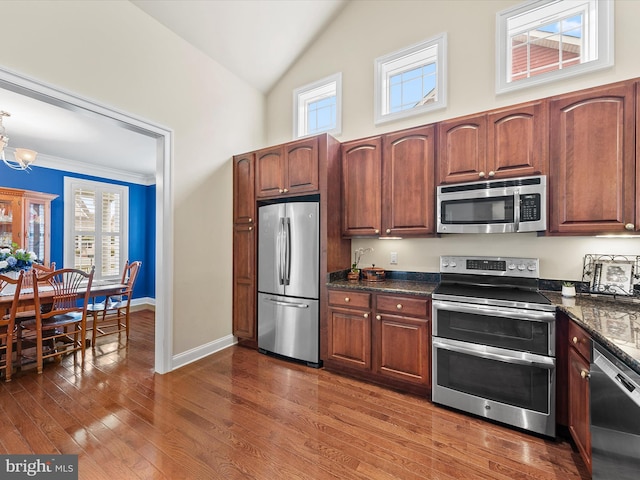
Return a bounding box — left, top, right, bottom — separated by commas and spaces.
390, 251, 398, 265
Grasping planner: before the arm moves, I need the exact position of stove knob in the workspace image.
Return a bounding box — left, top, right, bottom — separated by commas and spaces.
527, 264, 536, 271
450, 262, 457, 268
517, 264, 526, 271
442, 261, 449, 268
508, 263, 516, 270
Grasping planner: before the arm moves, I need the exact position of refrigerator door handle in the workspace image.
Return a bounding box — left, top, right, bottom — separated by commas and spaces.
284, 217, 291, 285
277, 217, 284, 285
265, 297, 310, 309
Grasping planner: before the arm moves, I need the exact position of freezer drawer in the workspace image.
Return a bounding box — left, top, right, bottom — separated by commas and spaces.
258, 293, 319, 365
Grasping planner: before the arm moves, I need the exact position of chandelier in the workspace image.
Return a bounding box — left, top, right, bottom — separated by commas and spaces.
0, 111, 37, 171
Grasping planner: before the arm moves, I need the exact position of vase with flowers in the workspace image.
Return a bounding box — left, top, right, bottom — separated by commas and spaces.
348, 247, 374, 281
0, 243, 38, 277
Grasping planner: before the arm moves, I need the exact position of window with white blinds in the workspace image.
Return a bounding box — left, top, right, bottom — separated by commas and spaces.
64, 178, 128, 281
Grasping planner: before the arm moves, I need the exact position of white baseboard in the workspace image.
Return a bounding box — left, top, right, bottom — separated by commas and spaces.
131, 297, 155, 308
171, 334, 237, 370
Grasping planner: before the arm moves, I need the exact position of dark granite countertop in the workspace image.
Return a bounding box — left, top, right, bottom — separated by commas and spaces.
543, 291, 640, 375
327, 272, 640, 375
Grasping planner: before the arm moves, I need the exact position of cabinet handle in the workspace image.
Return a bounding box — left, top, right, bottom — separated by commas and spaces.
625, 223, 635, 230
363, 313, 369, 318
581, 370, 590, 380
374, 229, 380, 234
386, 228, 391, 234
572, 336, 579, 344
283, 188, 289, 193
488, 171, 495, 177
376, 315, 381, 320
344, 297, 350, 303
396, 304, 403, 310
479, 171, 485, 178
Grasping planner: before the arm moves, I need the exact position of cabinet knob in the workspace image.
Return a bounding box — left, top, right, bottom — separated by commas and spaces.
248, 217, 253, 223
374, 229, 380, 234
283, 188, 289, 193
363, 313, 369, 318
572, 336, 579, 344
248, 226, 253, 231
396, 304, 403, 310
625, 223, 635, 230
479, 171, 485, 178
488, 171, 495, 177
376, 315, 381, 321
278, 188, 284, 193
344, 297, 350, 303
581, 370, 590, 380
386, 228, 391, 234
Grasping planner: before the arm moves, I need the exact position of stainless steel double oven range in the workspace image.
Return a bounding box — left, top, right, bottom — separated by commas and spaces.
431, 255, 556, 437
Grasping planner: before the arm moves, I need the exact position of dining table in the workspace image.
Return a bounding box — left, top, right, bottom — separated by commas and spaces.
0, 281, 128, 309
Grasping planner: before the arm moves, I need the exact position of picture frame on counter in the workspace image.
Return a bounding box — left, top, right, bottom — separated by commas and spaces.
589, 258, 635, 296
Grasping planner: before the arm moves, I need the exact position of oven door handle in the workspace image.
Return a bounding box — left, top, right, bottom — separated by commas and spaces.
432, 300, 556, 323
432, 338, 556, 369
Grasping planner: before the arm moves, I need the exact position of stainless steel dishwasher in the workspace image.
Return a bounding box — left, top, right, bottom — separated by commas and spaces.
590, 341, 640, 479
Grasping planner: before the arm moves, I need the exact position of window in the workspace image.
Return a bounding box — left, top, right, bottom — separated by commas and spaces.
293, 73, 341, 138
64, 178, 128, 282
375, 33, 447, 124
496, 0, 613, 94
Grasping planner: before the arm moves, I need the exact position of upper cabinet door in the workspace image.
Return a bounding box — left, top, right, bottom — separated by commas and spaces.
255, 145, 285, 198
285, 137, 319, 195
549, 82, 636, 234
487, 100, 548, 179
233, 153, 255, 224
437, 114, 487, 184
341, 137, 382, 236
382, 125, 436, 236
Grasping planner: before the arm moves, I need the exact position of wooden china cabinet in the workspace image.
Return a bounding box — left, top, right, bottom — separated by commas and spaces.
0, 187, 57, 265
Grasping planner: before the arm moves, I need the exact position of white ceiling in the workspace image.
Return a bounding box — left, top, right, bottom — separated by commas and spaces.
0, 0, 346, 183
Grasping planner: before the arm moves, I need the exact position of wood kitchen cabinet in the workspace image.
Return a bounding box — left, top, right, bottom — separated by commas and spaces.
327, 290, 372, 370
0, 187, 57, 265
326, 288, 431, 395
232, 153, 256, 342
373, 294, 430, 387
255, 136, 319, 199
549, 81, 636, 235
567, 319, 592, 474
437, 100, 548, 185
342, 125, 436, 237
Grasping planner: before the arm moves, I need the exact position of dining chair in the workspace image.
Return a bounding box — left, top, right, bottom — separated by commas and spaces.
20, 267, 94, 374
88, 261, 142, 347
0, 271, 24, 381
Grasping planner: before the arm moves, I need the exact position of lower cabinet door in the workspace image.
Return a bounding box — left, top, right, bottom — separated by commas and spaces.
327, 306, 372, 370
374, 314, 430, 386
568, 347, 592, 473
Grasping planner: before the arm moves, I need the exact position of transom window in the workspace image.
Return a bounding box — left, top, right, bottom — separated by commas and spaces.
375, 33, 447, 124
64, 178, 128, 282
497, 0, 613, 94
293, 73, 341, 139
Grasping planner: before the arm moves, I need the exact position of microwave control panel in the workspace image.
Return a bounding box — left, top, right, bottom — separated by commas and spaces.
520, 194, 541, 221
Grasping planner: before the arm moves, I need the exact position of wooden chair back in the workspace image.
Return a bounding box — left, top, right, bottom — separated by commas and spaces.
0, 270, 24, 381
33, 267, 94, 320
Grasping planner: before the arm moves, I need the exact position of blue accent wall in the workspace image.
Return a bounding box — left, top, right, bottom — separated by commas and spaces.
0, 166, 155, 300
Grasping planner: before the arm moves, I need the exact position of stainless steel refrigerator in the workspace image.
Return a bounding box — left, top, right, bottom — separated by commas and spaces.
258, 201, 320, 366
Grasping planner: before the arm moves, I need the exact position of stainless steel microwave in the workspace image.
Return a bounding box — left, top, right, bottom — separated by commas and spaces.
437, 175, 547, 234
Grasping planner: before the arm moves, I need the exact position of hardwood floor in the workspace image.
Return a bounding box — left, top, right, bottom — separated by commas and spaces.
0, 310, 590, 479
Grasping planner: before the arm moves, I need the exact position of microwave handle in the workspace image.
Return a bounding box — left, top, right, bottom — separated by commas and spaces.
514, 190, 520, 232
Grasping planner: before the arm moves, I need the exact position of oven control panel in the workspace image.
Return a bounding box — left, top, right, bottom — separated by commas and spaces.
440, 256, 540, 278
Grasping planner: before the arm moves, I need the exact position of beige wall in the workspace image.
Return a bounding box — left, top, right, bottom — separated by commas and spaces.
1, 1, 265, 355
267, 0, 640, 281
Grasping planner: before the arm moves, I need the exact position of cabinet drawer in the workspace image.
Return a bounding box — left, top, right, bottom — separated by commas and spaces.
376, 295, 429, 318
568, 320, 592, 362
328, 290, 371, 309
